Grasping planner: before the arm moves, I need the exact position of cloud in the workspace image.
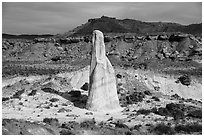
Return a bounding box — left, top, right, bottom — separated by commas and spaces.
2, 2, 202, 34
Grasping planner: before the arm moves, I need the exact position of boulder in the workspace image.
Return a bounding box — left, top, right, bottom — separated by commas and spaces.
80, 82, 89, 91
177, 74, 191, 86
157, 35, 168, 40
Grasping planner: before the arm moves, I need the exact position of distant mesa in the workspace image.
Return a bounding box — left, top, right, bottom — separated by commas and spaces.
68, 16, 201, 37
2, 16, 202, 40
2, 33, 53, 40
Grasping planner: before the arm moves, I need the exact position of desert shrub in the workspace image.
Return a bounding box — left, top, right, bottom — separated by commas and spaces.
28, 90, 37, 96
43, 118, 59, 126
139, 63, 147, 70
132, 125, 142, 130
137, 109, 151, 115
187, 110, 202, 118
60, 121, 79, 129
51, 56, 61, 61
152, 103, 185, 120
152, 123, 175, 135
125, 131, 133, 135
59, 129, 75, 135
80, 118, 96, 129
166, 103, 185, 120
154, 107, 170, 116
126, 92, 145, 105
2, 97, 10, 102
175, 123, 202, 134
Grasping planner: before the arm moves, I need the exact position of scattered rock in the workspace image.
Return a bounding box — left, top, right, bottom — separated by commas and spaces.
80, 82, 89, 91
19, 102, 23, 105
171, 94, 181, 99
51, 56, 61, 62
28, 90, 37, 96
143, 90, 152, 96
85, 112, 93, 115
58, 108, 72, 113
12, 89, 25, 99
49, 98, 59, 102
151, 96, 160, 102
116, 74, 122, 78
177, 74, 191, 86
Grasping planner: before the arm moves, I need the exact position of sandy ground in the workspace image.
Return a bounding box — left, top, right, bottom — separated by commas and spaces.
2, 66, 202, 135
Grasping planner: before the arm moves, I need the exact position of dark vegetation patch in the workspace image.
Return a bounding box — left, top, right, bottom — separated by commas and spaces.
151, 123, 175, 135
60, 121, 80, 130
175, 123, 202, 134
136, 103, 201, 121
2, 119, 55, 135
59, 129, 75, 135
2, 61, 85, 78
2, 97, 10, 102
28, 90, 37, 96
43, 118, 59, 127
2, 64, 67, 77
130, 58, 201, 78
137, 109, 152, 115
68, 90, 81, 97
120, 92, 146, 107
2, 117, 202, 135
163, 67, 202, 78
154, 103, 185, 120
186, 110, 202, 118
80, 118, 96, 129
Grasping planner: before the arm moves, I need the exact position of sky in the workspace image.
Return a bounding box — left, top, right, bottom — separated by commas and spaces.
2, 2, 202, 34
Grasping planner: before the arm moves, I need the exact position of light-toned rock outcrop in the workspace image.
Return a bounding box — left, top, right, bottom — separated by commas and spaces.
86, 30, 121, 112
